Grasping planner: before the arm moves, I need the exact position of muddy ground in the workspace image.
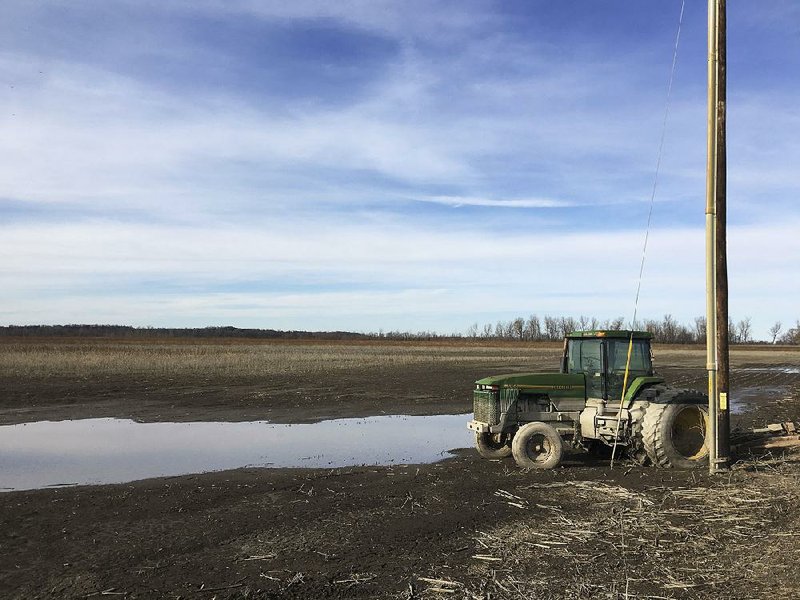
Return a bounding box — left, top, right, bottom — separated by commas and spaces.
1, 339, 799, 599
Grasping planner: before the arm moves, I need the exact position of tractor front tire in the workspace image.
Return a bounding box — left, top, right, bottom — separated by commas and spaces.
642, 394, 709, 468
475, 432, 512, 459
511, 422, 564, 469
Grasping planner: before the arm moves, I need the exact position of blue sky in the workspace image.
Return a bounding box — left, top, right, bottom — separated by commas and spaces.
1, 1, 798, 338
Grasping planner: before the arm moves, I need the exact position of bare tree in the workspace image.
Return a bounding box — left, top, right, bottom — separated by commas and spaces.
736, 317, 752, 344
642, 319, 661, 339
778, 320, 799, 344
661, 314, 679, 343
543, 316, 559, 341
728, 317, 738, 343
524, 315, 541, 340
693, 316, 707, 343
494, 321, 505, 339
511, 318, 525, 340
558, 316, 577, 338
607, 316, 625, 331
783, 320, 800, 344
769, 321, 782, 344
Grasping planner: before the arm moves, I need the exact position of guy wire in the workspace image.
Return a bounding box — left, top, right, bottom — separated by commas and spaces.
610, 0, 686, 468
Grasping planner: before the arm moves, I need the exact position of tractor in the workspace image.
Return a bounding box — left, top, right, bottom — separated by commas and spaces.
467, 330, 709, 469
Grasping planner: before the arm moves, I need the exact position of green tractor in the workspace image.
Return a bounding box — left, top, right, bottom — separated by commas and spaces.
467, 330, 709, 469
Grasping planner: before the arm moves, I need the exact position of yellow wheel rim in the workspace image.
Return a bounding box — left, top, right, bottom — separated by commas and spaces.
671, 405, 708, 460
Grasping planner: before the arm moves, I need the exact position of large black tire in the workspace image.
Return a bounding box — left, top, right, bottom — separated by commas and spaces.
642, 390, 709, 469
511, 422, 563, 469
475, 432, 512, 459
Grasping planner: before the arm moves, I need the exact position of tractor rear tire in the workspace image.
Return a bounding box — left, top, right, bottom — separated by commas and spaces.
511, 422, 563, 469
642, 392, 709, 468
475, 432, 512, 459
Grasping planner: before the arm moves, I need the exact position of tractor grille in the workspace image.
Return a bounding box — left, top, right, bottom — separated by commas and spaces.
473, 390, 500, 425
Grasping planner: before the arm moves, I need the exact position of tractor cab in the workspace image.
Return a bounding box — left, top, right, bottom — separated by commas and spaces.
562, 331, 654, 401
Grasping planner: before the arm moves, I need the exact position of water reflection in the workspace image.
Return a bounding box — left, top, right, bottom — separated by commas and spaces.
730, 386, 793, 414
0, 414, 473, 492
736, 367, 800, 375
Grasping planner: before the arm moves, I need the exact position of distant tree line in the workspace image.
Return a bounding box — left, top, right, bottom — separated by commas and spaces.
0, 324, 369, 340
2, 318, 798, 344
463, 315, 800, 345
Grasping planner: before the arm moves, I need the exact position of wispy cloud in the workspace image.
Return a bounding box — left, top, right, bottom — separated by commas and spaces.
0, 1, 798, 337
415, 196, 573, 209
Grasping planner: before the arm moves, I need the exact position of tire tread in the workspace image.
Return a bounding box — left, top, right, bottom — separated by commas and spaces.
642, 387, 708, 468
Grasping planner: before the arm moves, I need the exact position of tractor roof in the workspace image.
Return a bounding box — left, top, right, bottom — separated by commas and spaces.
566, 330, 652, 340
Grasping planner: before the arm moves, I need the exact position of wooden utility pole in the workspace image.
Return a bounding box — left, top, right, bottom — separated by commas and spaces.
714, 0, 731, 469
706, 0, 730, 473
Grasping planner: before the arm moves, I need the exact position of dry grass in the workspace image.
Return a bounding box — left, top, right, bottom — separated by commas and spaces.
412, 457, 800, 599
0, 338, 562, 379
0, 337, 795, 380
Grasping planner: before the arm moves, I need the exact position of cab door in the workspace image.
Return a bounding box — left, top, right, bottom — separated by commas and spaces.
566, 338, 606, 399
605, 338, 654, 401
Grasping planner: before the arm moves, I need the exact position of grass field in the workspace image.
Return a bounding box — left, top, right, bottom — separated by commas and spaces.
2, 336, 798, 379
0, 337, 564, 378
2, 336, 797, 427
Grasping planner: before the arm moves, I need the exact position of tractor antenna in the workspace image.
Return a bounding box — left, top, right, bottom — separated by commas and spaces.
610, 0, 686, 469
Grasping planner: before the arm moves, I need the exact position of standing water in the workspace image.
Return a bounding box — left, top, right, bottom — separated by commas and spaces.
0, 414, 474, 492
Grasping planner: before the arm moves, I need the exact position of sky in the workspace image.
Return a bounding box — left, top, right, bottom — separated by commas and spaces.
1, 1, 798, 338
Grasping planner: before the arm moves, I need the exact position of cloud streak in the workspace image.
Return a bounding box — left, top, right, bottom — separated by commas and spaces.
415, 196, 573, 209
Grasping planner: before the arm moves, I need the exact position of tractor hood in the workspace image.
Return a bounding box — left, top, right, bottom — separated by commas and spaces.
476, 372, 585, 390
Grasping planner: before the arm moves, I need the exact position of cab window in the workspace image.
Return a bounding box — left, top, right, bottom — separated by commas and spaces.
605, 339, 653, 400
606, 339, 652, 374
567, 339, 604, 398
567, 339, 603, 374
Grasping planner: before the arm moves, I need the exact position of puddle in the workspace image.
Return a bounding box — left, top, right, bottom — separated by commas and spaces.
0, 414, 473, 492
736, 366, 800, 375
730, 386, 793, 414
729, 367, 799, 414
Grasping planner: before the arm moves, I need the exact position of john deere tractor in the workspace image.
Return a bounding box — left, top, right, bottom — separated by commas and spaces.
467, 330, 709, 469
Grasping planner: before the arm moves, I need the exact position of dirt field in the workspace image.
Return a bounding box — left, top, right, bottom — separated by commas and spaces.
1, 338, 799, 599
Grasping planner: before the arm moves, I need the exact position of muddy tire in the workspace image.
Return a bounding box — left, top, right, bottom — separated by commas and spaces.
642, 390, 709, 468
475, 432, 512, 459
511, 422, 563, 469
626, 400, 650, 465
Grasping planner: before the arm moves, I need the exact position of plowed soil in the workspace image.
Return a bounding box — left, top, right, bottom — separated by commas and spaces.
1, 338, 799, 599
